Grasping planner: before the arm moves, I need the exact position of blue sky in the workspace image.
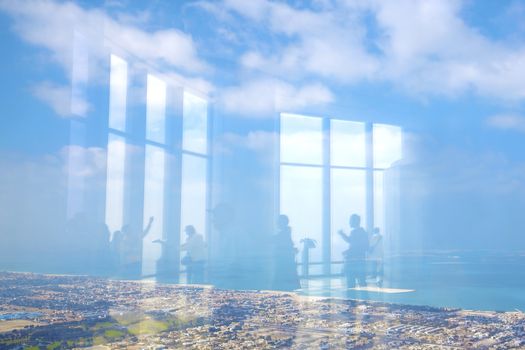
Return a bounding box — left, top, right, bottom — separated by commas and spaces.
1, 0, 525, 156
1, 0, 524, 199
1, 0, 525, 256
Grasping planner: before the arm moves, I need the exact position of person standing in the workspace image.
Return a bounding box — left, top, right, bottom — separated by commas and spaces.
272, 215, 301, 291
181, 225, 206, 284
338, 214, 369, 288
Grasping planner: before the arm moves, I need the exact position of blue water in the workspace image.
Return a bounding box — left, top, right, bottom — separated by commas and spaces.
299, 253, 525, 312
2, 252, 524, 312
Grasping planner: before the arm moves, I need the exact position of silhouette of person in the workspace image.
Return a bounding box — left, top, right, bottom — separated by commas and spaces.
272, 215, 301, 291
368, 227, 384, 287
180, 225, 207, 284
121, 216, 154, 278
338, 214, 369, 288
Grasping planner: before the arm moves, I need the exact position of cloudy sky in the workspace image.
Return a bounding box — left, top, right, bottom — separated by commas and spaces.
1, 0, 525, 255
0, 0, 524, 151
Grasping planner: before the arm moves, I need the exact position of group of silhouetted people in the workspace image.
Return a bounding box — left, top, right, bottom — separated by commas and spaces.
65, 209, 383, 291
109, 216, 154, 278
269, 213, 384, 291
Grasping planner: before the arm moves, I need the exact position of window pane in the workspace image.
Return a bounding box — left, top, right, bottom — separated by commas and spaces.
331, 169, 366, 273
373, 123, 402, 168
374, 170, 384, 233
142, 145, 166, 276
105, 134, 126, 234
280, 113, 323, 165
146, 74, 167, 143
71, 32, 88, 117
108, 55, 127, 131
65, 120, 87, 219
180, 154, 207, 251
183, 92, 208, 154
330, 120, 366, 167
280, 165, 323, 265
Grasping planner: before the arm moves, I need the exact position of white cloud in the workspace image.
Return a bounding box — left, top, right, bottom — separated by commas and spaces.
221, 131, 276, 152
486, 114, 525, 133
227, 0, 379, 83
0, 0, 215, 120
212, 0, 525, 101
60, 145, 107, 178
367, 0, 525, 99
276, 81, 334, 110
32, 81, 90, 117
217, 131, 277, 166
0, 0, 208, 73
220, 78, 333, 117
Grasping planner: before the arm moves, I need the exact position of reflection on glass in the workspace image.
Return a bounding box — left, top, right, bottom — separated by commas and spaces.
108, 54, 128, 131
280, 113, 323, 165
280, 165, 323, 264
374, 170, 384, 233
183, 92, 208, 154
71, 31, 89, 117
331, 169, 366, 273
331, 119, 366, 167
373, 123, 402, 168
142, 145, 165, 276
66, 120, 87, 219
146, 74, 167, 143
105, 135, 126, 234
180, 154, 207, 248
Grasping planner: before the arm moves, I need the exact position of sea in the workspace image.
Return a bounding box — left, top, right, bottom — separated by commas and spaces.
299, 251, 525, 312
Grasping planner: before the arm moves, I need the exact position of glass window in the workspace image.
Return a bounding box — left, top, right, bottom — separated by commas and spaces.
65, 121, 87, 219
108, 55, 128, 131
183, 92, 208, 154
331, 169, 367, 272
280, 113, 323, 165
373, 123, 402, 168
180, 154, 207, 244
280, 165, 323, 264
331, 119, 366, 167
142, 145, 166, 276
146, 74, 167, 143
105, 134, 126, 234
374, 170, 384, 233
71, 32, 89, 117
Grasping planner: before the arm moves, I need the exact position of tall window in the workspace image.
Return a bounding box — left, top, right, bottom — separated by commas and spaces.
330, 120, 367, 274
279, 113, 402, 276
142, 74, 168, 276
98, 53, 211, 280
180, 92, 209, 261
105, 54, 128, 236
373, 123, 402, 247
280, 114, 324, 273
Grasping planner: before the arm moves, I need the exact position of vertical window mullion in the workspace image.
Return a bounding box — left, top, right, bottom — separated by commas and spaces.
323, 117, 331, 276
366, 122, 374, 233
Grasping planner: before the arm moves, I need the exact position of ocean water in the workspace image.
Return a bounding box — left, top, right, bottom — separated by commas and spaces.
3, 252, 524, 312
299, 253, 525, 312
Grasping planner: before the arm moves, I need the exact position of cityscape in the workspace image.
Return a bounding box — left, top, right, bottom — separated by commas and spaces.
1, 272, 524, 349
2, 0, 525, 348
